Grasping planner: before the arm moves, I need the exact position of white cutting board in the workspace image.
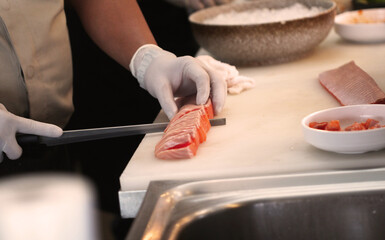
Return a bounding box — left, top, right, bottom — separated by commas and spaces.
120, 31, 385, 192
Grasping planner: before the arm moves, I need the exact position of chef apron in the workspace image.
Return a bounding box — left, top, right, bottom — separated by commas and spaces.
0, 0, 73, 128
0, 0, 74, 175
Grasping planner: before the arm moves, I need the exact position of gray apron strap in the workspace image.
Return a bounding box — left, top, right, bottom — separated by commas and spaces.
0, 15, 29, 117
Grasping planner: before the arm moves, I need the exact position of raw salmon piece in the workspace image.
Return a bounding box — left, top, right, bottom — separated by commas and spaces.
163, 111, 209, 144
325, 120, 341, 131
309, 121, 328, 130
166, 104, 198, 127
155, 142, 198, 160
157, 120, 203, 150
155, 99, 214, 160
155, 132, 199, 155
165, 98, 213, 132
156, 112, 207, 154
166, 97, 203, 125
364, 118, 380, 129
319, 61, 385, 105
201, 98, 214, 119
345, 122, 366, 131
165, 110, 210, 139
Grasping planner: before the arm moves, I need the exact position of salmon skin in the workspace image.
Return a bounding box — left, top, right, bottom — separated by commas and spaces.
155, 98, 214, 160
319, 61, 385, 105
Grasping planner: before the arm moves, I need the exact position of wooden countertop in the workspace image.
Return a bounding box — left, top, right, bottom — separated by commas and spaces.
120, 31, 385, 193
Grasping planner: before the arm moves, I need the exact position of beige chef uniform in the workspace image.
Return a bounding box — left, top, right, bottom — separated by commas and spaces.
0, 0, 73, 128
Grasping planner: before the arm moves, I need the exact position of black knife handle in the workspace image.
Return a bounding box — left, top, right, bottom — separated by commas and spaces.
16, 134, 41, 145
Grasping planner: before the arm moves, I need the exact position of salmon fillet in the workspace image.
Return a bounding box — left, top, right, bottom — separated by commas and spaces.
155, 99, 214, 160
319, 61, 385, 105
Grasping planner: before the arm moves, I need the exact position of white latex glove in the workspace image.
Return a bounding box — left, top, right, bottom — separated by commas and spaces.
197, 55, 256, 94
129, 44, 227, 120
0, 104, 63, 162
165, 0, 234, 11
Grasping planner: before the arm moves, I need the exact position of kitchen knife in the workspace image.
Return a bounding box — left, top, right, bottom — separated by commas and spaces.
16, 118, 226, 146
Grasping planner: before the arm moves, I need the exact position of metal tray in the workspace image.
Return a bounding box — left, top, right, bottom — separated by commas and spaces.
126, 168, 385, 240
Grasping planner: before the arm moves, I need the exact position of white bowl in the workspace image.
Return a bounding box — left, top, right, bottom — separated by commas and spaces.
301, 105, 385, 154
334, 8, 385, 43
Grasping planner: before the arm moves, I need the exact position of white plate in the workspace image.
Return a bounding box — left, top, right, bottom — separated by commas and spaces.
301, 104, 385, 154
334, 8, 385, 43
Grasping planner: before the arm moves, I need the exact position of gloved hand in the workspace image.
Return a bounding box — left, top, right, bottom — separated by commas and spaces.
129, 44, 227, 120
165, 0, 234, 11
0, 104, 63, 163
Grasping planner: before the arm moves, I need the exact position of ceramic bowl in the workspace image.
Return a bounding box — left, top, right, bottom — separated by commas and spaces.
334, 8, 385, 43
189, 0, 337, 66
301, 104, 385, 154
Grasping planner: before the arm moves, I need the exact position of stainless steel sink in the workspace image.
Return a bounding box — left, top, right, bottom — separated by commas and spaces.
177, 191, 385, 240
126, 168, 385, 240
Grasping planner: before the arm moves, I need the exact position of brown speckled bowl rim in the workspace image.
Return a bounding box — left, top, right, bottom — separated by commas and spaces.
189, 0, 337, 28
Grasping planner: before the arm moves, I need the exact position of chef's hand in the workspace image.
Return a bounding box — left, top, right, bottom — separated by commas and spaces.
129, 44, 227, 120
165, 0, 234, 11
0, 104, 63, 163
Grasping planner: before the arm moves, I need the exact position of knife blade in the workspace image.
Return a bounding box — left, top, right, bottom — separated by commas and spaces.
16, 118, 226, 146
